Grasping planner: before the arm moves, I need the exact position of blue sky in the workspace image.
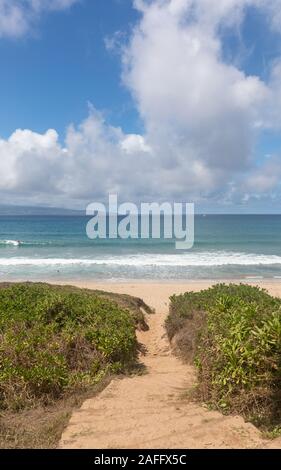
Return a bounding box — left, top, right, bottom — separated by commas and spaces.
1, 0, 281, 212
0, 0, 141, 139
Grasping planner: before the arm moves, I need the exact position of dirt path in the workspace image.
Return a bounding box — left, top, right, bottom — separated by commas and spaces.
59, 284, 272, 449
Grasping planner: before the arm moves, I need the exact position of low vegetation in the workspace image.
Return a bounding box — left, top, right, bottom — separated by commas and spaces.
167, 284, 281, 430
0, 282, 152, 448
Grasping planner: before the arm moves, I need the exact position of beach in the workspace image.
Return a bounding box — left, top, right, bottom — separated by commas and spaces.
59, 279, 281, 449
54, 279, 281, 313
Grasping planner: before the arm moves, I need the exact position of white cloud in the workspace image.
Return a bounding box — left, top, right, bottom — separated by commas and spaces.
0, 112, 157, 206
244, 157, 281, 193
122, 0, 270, 196
120, 0, 281, 204
0, 128, 63, 193
0, 0, 78, 38
121, 134, 151, 154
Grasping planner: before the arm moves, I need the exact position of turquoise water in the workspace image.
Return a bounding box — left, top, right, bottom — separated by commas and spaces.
1, 215, 281, 281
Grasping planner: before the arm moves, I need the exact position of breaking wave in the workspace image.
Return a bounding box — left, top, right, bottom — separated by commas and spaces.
1, 251, 281, 267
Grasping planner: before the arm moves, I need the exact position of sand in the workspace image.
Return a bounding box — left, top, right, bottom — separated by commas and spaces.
59, 280, 281, 449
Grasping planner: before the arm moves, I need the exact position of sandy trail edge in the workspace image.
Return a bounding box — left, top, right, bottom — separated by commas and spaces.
59, 282, 281, 449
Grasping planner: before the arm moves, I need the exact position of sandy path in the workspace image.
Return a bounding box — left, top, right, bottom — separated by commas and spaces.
58, 281, 279, 449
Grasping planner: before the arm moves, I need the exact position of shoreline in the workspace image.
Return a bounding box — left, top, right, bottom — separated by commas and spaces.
6, 276, 281, 284
3, 278, 281, 313
44, 278, 281, 313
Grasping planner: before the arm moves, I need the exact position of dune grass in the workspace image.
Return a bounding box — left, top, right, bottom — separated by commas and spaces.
167, 284, 281, 430
0, 282, 151, 448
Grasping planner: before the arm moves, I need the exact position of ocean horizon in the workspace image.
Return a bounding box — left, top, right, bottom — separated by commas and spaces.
0, 214, 281, 282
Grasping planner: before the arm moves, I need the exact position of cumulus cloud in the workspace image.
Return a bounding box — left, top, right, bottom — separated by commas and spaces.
244, 157, 281, 193
0, 111, 156, 206
0, 0, 78, 38
121, 1, 267, 195
121, 134, 152, 154
0, 128, 63, 193
121, 0, 281, 203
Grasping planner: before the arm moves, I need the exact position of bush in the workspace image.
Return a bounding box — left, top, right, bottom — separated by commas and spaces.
0, 283, 142, 410
167, 284, 281, 428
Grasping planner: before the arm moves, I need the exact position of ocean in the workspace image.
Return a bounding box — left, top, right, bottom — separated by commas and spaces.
0, 214, 281, 281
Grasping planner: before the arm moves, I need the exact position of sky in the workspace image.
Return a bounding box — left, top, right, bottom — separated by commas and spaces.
1, 0, 281, 212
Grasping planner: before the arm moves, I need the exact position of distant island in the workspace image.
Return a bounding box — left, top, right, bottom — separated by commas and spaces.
0, 205, 84, 216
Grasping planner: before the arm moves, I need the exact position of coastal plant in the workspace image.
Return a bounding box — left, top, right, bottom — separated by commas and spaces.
167, 284, 281, 429
0, 283, 142, 410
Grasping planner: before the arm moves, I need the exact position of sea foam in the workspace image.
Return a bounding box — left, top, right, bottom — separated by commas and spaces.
1, 251, 281, 267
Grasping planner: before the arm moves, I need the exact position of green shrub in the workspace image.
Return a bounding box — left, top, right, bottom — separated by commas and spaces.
167, 284, 281, 428
0, 283, 141, 410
